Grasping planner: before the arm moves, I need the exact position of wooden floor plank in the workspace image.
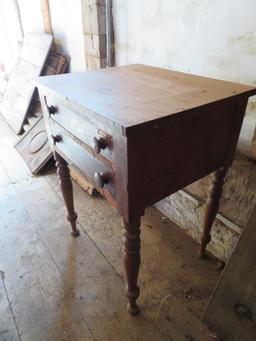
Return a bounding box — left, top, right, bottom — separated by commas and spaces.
45, 172, 219, 340
14, 175, 167, 341
0, 185, 92, 341
0, 162, 10, 188
0, 275, 20, 341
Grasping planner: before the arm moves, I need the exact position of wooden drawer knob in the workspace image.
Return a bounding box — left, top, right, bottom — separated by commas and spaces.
94, 172, 109, 188
52, 134, 62, 145
92, 136, 107, 154
47, 105, 58, 116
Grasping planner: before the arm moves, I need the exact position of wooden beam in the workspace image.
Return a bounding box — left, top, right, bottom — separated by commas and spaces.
82, 0, 115, 70
41, 0, 53, 35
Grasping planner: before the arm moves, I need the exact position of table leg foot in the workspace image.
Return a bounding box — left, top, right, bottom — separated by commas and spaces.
199, 167, 227, 258
123, 219, 141, 315
55, 152, 80, 237
127, 301, 140, 315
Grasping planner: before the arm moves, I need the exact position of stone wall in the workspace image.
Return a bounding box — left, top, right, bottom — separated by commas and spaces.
156, 153, 256, 260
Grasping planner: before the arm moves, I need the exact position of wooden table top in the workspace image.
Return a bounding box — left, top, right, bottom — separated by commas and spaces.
37, 64, 256, 130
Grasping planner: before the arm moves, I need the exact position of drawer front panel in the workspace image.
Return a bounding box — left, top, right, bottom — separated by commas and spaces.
43, 95, 114, 162
50, 120, 116, 199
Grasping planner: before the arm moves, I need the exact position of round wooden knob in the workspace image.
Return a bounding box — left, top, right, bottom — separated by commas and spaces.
94, 172, 108, 188
47, 105, 58, 116
92, 136, 107, 154
52, 134, 62, 145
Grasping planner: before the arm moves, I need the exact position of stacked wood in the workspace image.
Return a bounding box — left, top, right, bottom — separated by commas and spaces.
0, 33, 53, 134
14, 52, 70, 174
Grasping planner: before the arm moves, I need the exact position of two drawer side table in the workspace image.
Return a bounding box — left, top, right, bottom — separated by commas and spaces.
36, 64, 256, 315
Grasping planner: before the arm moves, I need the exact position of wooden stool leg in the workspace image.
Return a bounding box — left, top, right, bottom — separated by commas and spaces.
198, 167, 228, 259
123, 218, 141, 315
55, 152, 80, 237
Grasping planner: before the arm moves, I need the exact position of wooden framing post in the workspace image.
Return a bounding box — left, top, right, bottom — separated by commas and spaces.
41, 0, 53, 35
82, 0, 115, 70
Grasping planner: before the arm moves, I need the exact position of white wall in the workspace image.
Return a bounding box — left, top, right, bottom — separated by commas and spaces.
17, 0, 86, 72
113, 0, 256, 152
49, 0, 86, 72
18, 0, 45, 33
0, 0, 23, 72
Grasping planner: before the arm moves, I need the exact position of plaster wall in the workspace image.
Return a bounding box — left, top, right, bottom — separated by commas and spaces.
18, 0, 45, 33
17, 0, 86, 72
49, 0, 86, 72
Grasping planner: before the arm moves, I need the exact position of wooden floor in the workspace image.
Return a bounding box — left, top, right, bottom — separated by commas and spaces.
0, 115, 221, 341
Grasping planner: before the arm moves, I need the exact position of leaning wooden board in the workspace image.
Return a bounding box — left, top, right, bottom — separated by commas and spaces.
203, 206, 256, 340
0, 33, 53, 134
14, 116, 52, 174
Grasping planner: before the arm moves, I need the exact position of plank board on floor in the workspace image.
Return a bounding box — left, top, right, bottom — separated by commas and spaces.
203, 202, 256, 341
0, 275, 20, 341
0, 184, 92, 341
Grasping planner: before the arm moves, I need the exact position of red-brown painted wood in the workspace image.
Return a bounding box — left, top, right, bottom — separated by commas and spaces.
36, 64, 256, 314
198, 167, 228, 259
123, 219, 141, 315
54, 152, 79, 237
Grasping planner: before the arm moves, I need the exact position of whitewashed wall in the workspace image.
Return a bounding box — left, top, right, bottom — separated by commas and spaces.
18, 0, 45, 33
17, 0, 86, 72
49, 0, 86, 72
113, 0, 256, 259
0, 0, 23, 72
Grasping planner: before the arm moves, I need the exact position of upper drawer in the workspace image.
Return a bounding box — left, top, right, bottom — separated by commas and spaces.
50, 120, 116, 201
42, 95, 114, 162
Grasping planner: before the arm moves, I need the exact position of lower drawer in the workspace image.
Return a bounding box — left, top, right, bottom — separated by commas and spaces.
50, 120, 116, 200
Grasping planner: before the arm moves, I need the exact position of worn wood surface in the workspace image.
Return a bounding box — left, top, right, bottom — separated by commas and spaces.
0, 33, 52, 134
199, 168, 228, 258
36, 64, 256, 134
36, 64, 255, 312
0, 114, 221, 340
55, 151, 80, 237
82, 0, 115, 69
203, 202, 256, 341
0, 273, 20, 341
14, 116, 52, 174
41, 0, 53, 35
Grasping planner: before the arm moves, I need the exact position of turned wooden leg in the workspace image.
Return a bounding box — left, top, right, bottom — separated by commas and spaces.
54, 152, 80, 237
198, 167, 228, 259
123, 218, 141, 315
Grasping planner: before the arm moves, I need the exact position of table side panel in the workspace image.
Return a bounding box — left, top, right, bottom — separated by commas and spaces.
127, 100, 240, 208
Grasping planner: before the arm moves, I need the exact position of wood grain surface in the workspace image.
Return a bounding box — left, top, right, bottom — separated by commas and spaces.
1, 33, 52, 134
203, 203, 256, 341
36, 64, 256, 134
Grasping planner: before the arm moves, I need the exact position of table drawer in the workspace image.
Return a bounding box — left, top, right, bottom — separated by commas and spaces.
42, 95, 114, 162
50, 120, 116, 200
